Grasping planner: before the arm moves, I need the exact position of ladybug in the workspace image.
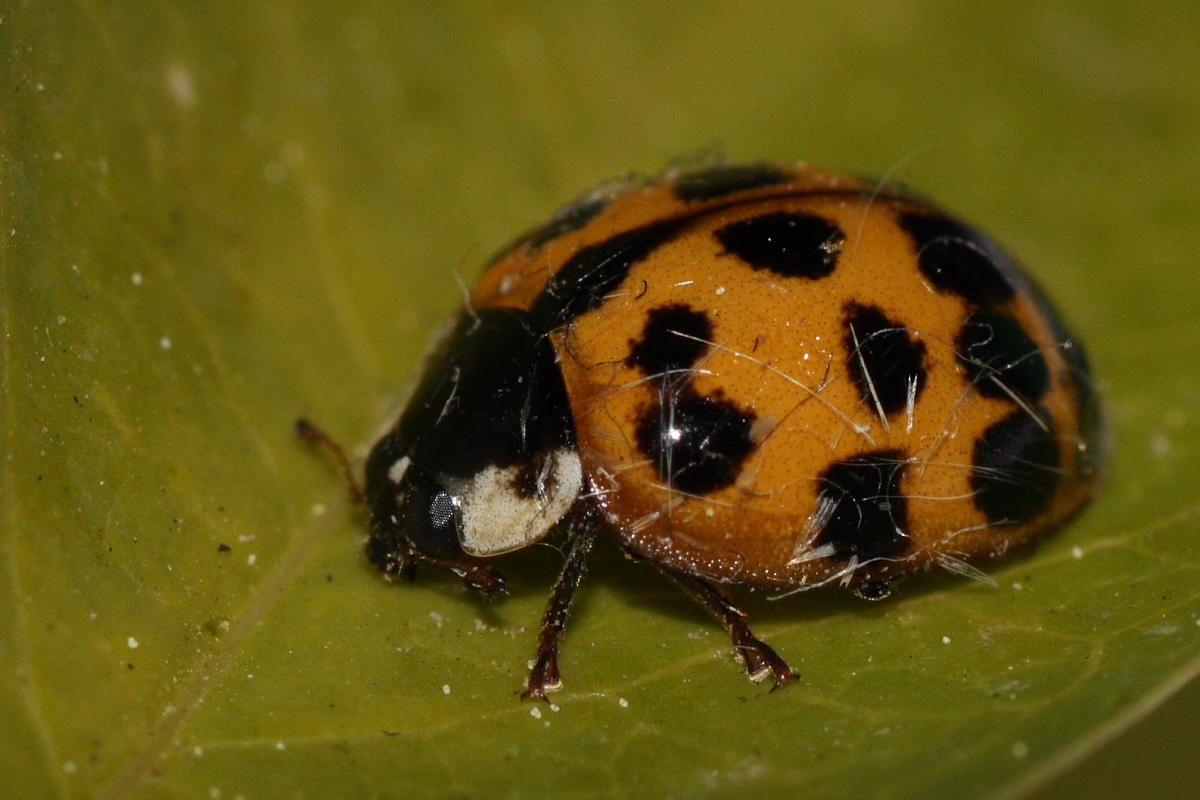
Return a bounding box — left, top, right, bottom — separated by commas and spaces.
298, 162, 1103, 700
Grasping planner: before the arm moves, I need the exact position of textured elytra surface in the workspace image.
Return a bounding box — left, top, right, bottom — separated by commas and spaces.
479, 170, 1098, 590
3, 3, 1200, 800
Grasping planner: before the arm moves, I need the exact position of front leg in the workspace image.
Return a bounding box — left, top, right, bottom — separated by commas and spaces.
659, 566, 797, 690
371, 538, 508, 598
522, 504, 601, 701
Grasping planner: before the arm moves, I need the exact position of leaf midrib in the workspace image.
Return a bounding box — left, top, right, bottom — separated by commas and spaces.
92, 489, 351, 800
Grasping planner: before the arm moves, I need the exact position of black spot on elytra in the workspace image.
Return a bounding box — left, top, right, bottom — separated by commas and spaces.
971, 408, 1061, 524
843, 303, 927, 417
1024, 278, 1104, 478
899, 212, 1015, 307
715, 212, 844, 279
813, 451, 910, 562
526, 194, 612, 249
673, 164, 791, 202
636, 388, 756, 495
957, 309, 1049, 402
626, 304, 714, 375
530, 218, 683, 329
486, 192, 613, 266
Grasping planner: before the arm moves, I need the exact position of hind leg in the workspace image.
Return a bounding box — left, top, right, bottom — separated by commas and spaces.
659, 567, 797, 689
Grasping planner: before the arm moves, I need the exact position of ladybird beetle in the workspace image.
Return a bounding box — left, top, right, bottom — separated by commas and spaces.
298, 162, 1103, 700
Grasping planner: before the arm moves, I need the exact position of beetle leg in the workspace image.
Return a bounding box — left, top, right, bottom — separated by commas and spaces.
659, 568, 798, 690
522, 505, 600, 701
294, 417, 366, 504
378, 543, 508, 598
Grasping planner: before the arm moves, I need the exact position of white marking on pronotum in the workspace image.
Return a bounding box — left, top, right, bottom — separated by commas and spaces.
455, 448, 582, 557
388, 456, 411, 485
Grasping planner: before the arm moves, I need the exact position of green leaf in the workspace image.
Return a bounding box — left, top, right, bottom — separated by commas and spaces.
3, 2, 1198, 798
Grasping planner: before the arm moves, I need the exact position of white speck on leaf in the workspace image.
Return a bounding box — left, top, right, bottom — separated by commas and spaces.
1150, 432, 1170, 458
1145, 625, 1178, 636
165, 64, 197, 108
127, 636, 139, 649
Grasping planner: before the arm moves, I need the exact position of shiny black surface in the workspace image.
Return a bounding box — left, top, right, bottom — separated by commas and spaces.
898, 212, 1017, 307
714, 211, 844, 279
843, 302, 928, 417
364, 441, 464, 565
364, 308, 575, 564
529, 218, 684, 329
813, 450, 911, 562
635, 386, 757, 495
384, 308, 574, 479
625, 303, 713, 376
971, 407, 1061, 524
957, 308, 1050, 402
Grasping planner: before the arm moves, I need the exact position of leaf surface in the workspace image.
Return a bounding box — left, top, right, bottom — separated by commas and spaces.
2, 3, 1198, 798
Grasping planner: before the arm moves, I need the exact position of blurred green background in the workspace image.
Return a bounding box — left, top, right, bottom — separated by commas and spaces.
3, 1, 1199, 798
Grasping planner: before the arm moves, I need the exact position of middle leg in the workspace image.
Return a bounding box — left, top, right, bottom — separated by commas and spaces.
659, 566, 798, 689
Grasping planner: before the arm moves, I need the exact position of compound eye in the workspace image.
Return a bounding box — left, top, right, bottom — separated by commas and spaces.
399, 469, 465, 561
427, 488, 455, 533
